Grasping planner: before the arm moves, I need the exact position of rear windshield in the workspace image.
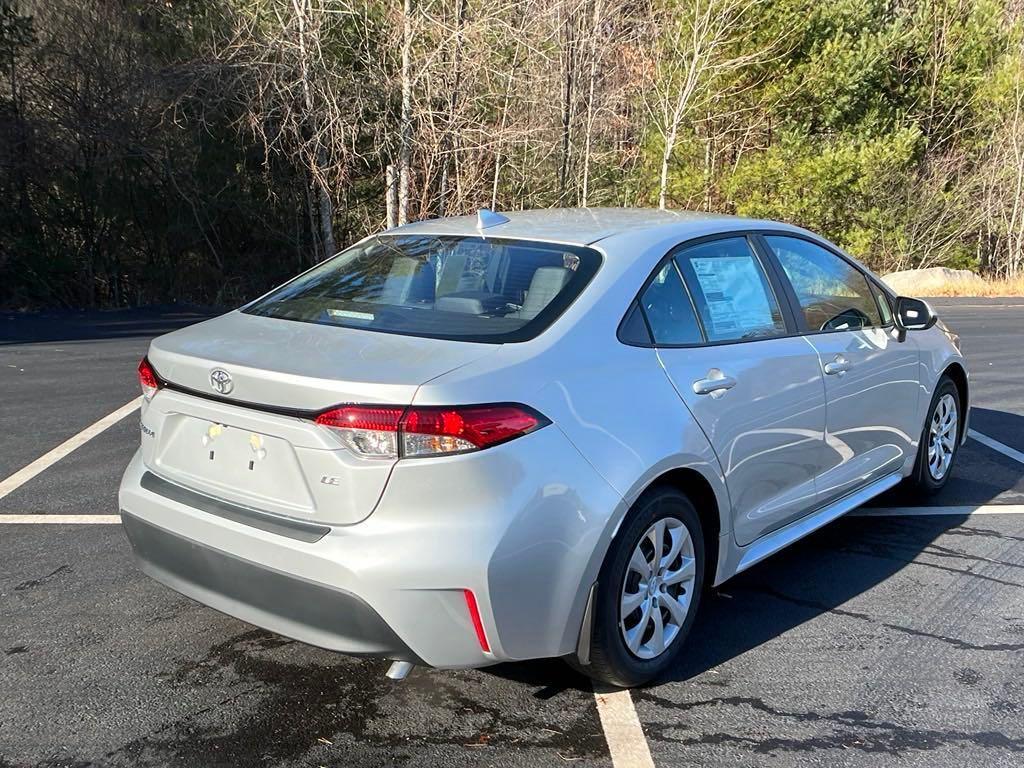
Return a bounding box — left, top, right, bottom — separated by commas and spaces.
244, 235, 602, 343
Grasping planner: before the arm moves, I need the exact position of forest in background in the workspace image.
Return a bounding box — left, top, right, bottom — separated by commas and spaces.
1, 0, 1022, 309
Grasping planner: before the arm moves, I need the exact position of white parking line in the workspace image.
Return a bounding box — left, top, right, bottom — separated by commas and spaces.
0, 515, 123, 524
0, 397, 140, 501
593, 687, 656, 768
969, 428, 1024, 465
853, 504, 1024, 517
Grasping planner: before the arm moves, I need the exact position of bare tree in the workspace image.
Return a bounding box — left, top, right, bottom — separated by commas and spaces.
437, 0, 467, 217
292, 0, 336, 257
208, 0, 368, 261
978, 37, 1024, 276
397, 0, 414, 224
580, 0, 604, 206
643, 0, 771, 210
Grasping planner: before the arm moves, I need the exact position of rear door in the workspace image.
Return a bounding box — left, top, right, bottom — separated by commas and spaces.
757, 234, 920, 506
642, 235, 829, 546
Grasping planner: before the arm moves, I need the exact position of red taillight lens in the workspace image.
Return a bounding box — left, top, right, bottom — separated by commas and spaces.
138, 357, 160, 401
315, 405, 404, 432
402, 405, 544, 456
313, 403, 547, 459
463, 589, 490, 653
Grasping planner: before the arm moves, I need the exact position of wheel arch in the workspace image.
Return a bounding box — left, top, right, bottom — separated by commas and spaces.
572, 465, 727, 677
640, 468, 723, 588
941, 361, 969, 442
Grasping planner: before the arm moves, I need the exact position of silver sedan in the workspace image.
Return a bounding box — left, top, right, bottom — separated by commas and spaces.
119, 208, 968, 687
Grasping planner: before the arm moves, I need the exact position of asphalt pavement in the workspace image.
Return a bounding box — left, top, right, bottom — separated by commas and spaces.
1, 300, 1022, 768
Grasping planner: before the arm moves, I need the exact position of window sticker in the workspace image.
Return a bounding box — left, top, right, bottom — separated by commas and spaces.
690, 256, 775, 337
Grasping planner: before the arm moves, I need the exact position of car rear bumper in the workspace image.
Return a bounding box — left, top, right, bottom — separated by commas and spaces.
121, 511, 421, 662
118, 422, 625, 668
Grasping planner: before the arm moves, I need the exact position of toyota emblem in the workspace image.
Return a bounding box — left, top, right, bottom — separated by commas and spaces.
209, 368, 233, 395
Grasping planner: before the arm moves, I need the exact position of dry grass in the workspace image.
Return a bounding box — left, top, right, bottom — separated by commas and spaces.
919, 275, 1024, 297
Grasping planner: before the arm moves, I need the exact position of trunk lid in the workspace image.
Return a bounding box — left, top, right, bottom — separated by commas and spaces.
141, 311, 497, 525
148, 310, 495, 410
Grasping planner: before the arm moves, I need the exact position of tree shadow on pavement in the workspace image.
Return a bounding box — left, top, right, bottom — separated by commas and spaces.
656, 512, 982, 685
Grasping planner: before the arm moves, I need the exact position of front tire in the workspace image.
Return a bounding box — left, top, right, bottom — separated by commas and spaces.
908, 375, 962, 494
580, 486, 705, 688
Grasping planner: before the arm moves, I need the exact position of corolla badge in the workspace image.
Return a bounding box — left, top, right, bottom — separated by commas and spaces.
209, 368, 233, 395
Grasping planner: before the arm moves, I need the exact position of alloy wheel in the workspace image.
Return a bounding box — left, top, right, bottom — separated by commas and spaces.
927, 393, 958, 481
619, 516, 697, 660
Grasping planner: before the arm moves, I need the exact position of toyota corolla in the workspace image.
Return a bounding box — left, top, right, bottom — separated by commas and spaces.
119, 208, 968, 687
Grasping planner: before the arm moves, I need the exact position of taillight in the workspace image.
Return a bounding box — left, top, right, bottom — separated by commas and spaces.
314, 403, 548, 459
314, 405, 403, 459
402, 405, 545, 456
138, 357, 161, 401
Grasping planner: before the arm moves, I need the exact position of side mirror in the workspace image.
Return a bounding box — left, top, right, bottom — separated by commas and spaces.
896, 296, 936, 331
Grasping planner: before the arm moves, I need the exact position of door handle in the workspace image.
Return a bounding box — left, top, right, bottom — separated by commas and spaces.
692, 369, 737, 398
823, 354, 850, 376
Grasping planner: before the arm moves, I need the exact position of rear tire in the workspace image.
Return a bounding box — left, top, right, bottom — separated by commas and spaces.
907, 375, 962, 495
576, 486, 705, 688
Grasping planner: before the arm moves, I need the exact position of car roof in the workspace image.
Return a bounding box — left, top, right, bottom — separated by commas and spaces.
388, 207, 761, 246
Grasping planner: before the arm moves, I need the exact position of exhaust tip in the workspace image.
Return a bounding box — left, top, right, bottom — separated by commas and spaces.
386, 661, 415, 681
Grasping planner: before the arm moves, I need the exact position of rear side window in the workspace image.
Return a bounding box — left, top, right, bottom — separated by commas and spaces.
619, 301, 653, 345
638, 261, 703, 345
765, 236, 883, 332
674, 238, 787, 342
245, 235, 601, 343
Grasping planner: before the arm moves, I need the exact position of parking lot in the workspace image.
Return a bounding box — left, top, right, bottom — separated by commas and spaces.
2, 299, 1023, 768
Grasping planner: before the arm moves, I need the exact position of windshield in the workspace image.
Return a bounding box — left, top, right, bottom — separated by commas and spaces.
244, 235, 601, 343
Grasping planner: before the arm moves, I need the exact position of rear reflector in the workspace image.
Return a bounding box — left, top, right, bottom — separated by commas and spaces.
314, 403, 548, 459
463, 589, 490, 653
138, 358, 161, 401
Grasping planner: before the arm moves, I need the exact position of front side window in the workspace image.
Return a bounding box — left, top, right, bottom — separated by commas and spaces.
674, 238, 787, 342
245, 235, 601, 343
765, 236, 883, 332
870, 280, 894, 325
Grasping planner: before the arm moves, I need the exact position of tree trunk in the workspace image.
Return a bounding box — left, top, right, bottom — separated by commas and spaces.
1008, 62, 1024, 276
398, 0, 413, 225
438, 0, 466, 217
658, 124, 677, 210
293, 0, 335, 260
558, 4, 577, 201
492, 65, 516, 210
304, 173, 321, 262
386, 164, 398, 228
581, 0, 603, 207
703, 113, 713, 210
491, 18, 525, 211
317, 181, 336, 259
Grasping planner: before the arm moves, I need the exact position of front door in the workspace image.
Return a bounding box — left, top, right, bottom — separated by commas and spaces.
760, 235, 920, 506
640, 236, 829, 546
